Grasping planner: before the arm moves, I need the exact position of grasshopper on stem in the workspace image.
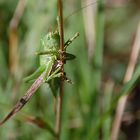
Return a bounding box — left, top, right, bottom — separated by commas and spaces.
0, 17, 79, 125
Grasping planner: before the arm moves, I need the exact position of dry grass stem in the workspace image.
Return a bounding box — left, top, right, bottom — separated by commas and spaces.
9, 0, 26, 76
81, 0, 96, 62
55, 0, 64, 139
111, 22, 140, 140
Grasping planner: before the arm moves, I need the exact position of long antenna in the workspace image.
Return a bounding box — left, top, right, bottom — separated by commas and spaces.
64, 0, 98, 22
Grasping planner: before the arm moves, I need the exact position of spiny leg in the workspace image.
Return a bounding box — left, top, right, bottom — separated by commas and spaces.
46, 61, 72, 83
57, 16, 79, 49
45, 66, 62, 82
64, 32, 80, 49
45, 68, 71, 83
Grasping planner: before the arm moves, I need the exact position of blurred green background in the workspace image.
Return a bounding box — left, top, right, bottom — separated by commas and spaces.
0, 0, 140, 140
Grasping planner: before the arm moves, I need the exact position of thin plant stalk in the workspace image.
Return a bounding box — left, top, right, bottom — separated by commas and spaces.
87, 0, 105, 139
95, 0, 105, 139
87, 64, 140, 140
103, 80, 114, 140
9, 0, 26, 102
111, 22, 140, 140
9, 0, 26, 76
81, 0, 96, 62
55, 0, 65, 139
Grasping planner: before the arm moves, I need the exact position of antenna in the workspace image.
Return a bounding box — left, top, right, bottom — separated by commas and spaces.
64, 0, 99, 22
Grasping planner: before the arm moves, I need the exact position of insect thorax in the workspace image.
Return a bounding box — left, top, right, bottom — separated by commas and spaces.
40, 55, 56, 66
41, 31, 60, 51
39, 30, 60, 66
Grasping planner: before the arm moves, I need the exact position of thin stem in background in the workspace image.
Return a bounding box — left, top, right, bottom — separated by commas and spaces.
9, 0, 26, 76
81, 0, 96, 62
55, 0, 64, 139
103, 80, 114, 140
9, 0, 26, 100
96, 0, 105, 139
87, 64, 140, 140
85, 0, 105, 138
91, 0, 105, 139
111, 22, 140, 140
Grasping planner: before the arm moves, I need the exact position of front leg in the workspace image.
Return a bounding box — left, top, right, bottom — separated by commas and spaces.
64, 32, 79, 49
45, 67, 72, 83
45, 66, 62, 82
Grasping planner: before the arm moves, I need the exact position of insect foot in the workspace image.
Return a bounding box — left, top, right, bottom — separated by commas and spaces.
62, 72, 73, 84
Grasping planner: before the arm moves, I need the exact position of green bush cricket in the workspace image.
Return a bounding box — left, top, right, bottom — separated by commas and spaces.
0, 17, 79, 125
0, 0, 99, 125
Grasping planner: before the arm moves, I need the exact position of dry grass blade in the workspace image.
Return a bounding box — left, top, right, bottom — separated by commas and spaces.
81, 0, 96, 62
0, 72, 45, 125
22, 115, 56, 137
9, 0, 26, 76
111, 22, 140, 140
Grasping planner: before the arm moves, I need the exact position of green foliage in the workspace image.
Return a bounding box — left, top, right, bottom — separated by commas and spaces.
0, 0, 140, 140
